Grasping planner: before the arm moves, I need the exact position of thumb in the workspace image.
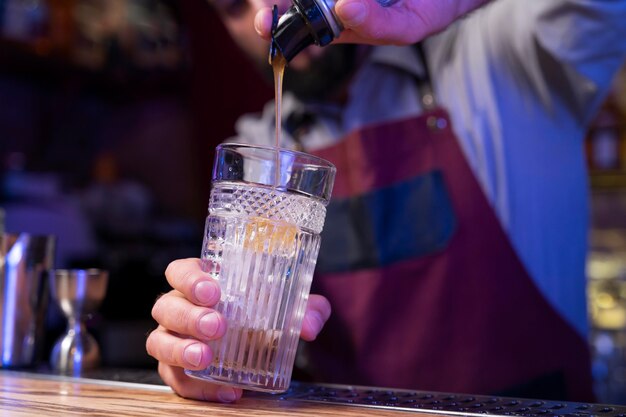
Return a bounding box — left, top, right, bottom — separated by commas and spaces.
335, 0, 371, 28
300, 295, 331, 341
334, 0, 406, 44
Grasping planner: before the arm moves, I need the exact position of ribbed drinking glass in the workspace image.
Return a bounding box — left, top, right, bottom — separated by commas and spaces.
185, 143, 335, 393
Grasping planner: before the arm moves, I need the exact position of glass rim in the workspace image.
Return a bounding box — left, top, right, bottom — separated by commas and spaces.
212, 143, 336, 203
217, 142, 335, 169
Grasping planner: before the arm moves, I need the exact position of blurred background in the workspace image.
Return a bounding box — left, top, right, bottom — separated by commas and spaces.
0, 0, 624, 405
0, 0, 270, 375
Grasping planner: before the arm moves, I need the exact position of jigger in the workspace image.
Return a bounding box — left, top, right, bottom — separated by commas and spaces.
49, 269, 108, 375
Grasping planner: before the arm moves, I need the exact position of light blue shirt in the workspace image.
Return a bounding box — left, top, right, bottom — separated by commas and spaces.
233, 0, 626, 338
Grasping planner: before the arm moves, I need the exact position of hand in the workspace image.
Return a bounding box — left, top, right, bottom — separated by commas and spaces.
146, 258, 331, 402
255, 0, 491, 45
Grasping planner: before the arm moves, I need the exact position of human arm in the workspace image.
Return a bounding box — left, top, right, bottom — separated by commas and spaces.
420, 0, 626, 338
427, 0, 626, 124
254, 0, 492, 45
146, 258, 331, 402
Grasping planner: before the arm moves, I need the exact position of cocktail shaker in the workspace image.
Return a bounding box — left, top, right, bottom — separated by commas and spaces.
272, 0, 398, 61
0, 233, 55, 368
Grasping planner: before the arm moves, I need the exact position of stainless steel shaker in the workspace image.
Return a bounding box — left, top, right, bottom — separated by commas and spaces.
0, 233, 55, 368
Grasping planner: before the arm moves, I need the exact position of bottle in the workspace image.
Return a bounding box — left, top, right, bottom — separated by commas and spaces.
272, 0, 397, 62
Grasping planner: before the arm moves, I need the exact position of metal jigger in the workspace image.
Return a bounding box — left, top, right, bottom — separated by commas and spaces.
49, 269, 108, 375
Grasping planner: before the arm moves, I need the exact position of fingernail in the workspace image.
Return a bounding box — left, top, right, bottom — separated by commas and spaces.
183, 343, 203, 367
217, 386, 237, 403
337, 0, 367, 26
199, 312, 221, 338
194, 281, 218, 305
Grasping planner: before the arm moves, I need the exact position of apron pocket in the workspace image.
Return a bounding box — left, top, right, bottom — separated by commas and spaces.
317, 170, 456, 273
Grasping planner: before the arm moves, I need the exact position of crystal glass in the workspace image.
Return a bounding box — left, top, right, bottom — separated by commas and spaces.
185, 143, 335, 393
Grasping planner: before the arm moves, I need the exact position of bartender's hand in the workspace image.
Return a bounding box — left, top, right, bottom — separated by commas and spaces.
146, 258, 331, 402
255, 0, 491, 45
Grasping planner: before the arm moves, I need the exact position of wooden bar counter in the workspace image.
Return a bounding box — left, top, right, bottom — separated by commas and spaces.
3, 370, 626, 417
0, 370, 409, 416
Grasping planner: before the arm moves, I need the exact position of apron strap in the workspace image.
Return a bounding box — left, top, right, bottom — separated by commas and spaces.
413, 42, 437, 111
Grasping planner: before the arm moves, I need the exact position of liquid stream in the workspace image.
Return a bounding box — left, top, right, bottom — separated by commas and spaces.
272, 51, 287, 188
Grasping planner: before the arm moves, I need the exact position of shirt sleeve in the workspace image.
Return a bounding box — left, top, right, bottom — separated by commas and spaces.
430, 0, 626, 125
423, 1, 626, 338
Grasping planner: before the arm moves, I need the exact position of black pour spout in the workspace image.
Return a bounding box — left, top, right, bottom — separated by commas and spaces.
271, 0, 343, 62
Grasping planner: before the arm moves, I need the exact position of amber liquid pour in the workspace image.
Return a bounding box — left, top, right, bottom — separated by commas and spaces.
272, 51, 287, 187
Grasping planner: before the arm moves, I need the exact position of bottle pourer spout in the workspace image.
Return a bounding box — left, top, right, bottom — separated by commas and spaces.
270, 0, 399, 63
270, 0, 343, 62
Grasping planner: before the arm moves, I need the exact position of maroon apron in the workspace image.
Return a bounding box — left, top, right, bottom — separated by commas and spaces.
304, 77, 594, 401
